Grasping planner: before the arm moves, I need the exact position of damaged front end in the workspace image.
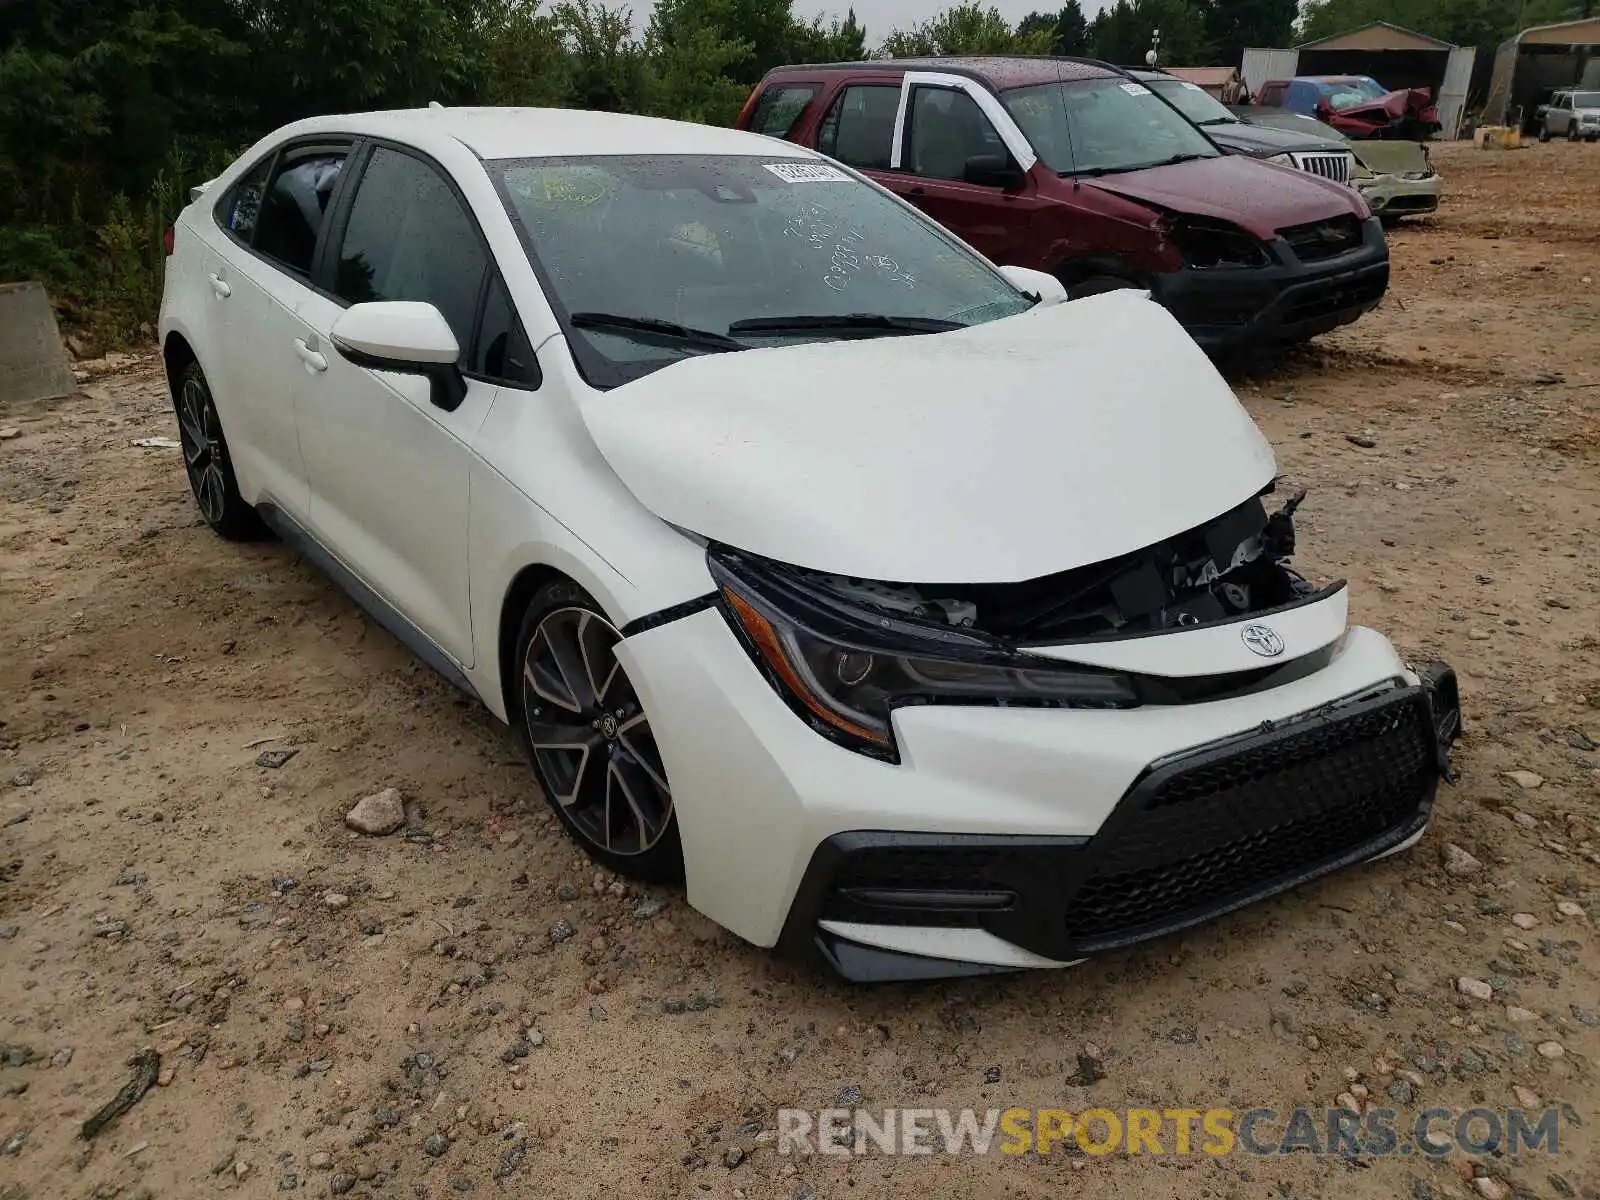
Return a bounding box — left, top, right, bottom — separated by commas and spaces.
709, 484, 1345, 762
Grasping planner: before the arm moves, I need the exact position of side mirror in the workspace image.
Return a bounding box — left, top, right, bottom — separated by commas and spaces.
330, 301, 466, 412
1315, 99, 1334, 118
963, 153, 1025, 190
997, 265, 1068, 305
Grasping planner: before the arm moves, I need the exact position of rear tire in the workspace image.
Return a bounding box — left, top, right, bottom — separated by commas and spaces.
172, 361, 263, 541
511, 579, 684, 884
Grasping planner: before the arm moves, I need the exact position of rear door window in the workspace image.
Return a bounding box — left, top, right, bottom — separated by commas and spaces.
253, 150, 348, 276
817, 84, 901, 170
747, 85, 819, 138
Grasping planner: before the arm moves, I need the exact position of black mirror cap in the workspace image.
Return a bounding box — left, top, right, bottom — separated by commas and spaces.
963, 153, 1025, 189
331, 337, 467, 412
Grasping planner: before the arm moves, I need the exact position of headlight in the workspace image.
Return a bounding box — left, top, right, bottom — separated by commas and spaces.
1166, 216, 1270, 269
1266, 152, 1296, 167
715, 568, 1137, 761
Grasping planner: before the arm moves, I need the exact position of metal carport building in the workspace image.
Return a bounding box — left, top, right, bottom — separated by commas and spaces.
1242, 22, 1477, 139
1484, 17, 1600, 131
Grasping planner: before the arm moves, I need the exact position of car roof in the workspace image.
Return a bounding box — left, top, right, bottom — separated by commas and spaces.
263, 107, 818, 162
767, 56, 1118, 90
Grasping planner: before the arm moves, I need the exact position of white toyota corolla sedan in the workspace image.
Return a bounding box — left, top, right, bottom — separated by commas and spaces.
159, 106, 1461, 981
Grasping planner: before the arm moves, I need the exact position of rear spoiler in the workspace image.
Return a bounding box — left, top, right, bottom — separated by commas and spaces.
190, 178, 217, 203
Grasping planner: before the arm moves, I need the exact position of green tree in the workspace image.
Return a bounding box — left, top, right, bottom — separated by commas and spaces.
1017, 3, 1091, 55
648, 0, 798, 84
1090, 0, 1210, 66
558, 0, 646, 112
787, 8, 869, 62
1200, 0, 1295, 65
477, 0, 572, 106
644, 0, 752, 122
881, 3, 1053, 57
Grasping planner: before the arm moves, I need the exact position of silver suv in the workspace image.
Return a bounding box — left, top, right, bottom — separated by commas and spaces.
1540, 90, 1600, 142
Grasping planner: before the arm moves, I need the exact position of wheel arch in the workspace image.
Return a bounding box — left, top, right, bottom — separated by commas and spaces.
1051, 255, 1151, 291
162, 330, 199, 399
497, 562, 569, 721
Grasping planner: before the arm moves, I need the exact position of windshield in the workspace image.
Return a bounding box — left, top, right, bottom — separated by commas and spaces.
1322, 77, 1389, 111
1002, 78, 1220, 174
1147, 78, 1237, 126
490, 154, 1033, 386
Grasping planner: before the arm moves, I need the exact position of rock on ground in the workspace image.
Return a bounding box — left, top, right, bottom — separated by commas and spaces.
345, 787, 406, 836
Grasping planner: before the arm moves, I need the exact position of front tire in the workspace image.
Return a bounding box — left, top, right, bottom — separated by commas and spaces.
512, 580, 684, 883
1569, 124, 1581, 143
173, 361, 261, 540
1539, 124, 1551, 142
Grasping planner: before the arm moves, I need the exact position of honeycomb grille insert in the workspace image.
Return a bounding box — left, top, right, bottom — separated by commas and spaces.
1062, 689, 1435, 947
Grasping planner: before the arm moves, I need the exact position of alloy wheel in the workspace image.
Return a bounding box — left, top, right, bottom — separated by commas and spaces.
177, 376, 228, 525
521, 607, 672, 856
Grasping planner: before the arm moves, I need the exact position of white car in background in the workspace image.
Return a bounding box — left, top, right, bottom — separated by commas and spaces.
1539, 90, 1600, 141
159, 107, 1461, 981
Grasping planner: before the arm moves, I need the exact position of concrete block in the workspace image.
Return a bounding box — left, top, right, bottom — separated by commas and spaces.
0, 281, 76, 405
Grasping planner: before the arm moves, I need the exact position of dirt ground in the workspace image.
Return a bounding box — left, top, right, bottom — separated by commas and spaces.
2, 142, 1598, 1200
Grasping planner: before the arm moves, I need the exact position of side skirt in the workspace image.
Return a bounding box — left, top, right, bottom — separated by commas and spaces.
255, 502, 483, 705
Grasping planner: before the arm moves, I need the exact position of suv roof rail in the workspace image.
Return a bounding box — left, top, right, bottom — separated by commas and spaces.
761, 53, 1141, 85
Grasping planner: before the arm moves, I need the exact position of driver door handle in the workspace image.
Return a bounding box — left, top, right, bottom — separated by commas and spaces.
207, 273, 231, 298
293, 337, 328, 373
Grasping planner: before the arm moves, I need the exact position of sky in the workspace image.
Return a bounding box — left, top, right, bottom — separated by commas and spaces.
631, 1, 1113, 41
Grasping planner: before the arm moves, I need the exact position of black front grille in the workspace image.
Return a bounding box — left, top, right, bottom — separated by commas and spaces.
1283, 269, 1388, 324
797, 685, 1442, 964
1061, 688, 1436, 947
1279, 215, 1364, 262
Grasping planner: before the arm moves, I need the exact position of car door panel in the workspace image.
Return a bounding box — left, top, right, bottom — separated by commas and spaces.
202, 146, 350, 517
293, 293, 491, 669
294, 143, 492, 669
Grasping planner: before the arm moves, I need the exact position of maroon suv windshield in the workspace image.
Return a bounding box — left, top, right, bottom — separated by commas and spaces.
1003, 78, 1220, 175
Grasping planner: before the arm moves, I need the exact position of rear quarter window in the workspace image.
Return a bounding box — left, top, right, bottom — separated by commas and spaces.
747, 85, 819, 138
215, 156, 272, 243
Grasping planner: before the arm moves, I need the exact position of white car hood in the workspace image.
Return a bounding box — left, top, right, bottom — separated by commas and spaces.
581, 292, 1277, 583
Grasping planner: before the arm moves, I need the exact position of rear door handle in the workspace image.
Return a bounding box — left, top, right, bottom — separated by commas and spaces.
293, 338, 328, 373
208, 273, 231, 298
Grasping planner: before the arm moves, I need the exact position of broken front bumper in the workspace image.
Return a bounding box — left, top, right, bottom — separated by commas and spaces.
784, 661, 1462, 982
1154, 215, 1389, 353
1360, 172, 1443, 218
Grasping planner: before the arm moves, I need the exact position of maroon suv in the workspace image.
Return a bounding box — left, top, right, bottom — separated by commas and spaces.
738, 57, 1389, 352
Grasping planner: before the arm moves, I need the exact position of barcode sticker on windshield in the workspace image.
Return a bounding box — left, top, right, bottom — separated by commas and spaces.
1180, 81, 1203, 91
764, 162, 850, 183
1120, 82, 1153, 96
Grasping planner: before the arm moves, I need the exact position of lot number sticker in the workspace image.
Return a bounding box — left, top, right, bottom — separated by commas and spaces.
1120, 82, 1153, 96
764, 162, 850, 183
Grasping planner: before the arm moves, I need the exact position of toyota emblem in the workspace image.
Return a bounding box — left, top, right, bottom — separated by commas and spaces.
1240, 624, 1285, 658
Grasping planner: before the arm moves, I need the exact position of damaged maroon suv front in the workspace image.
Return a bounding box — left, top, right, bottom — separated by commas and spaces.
740, 56, 1388, 354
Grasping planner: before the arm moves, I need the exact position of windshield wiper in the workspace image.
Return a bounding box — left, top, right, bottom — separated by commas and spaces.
1197, 117, 1237, 126
569, 312, 746, 352
1073, 152, 1212, 177
727, 313, 965, 336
